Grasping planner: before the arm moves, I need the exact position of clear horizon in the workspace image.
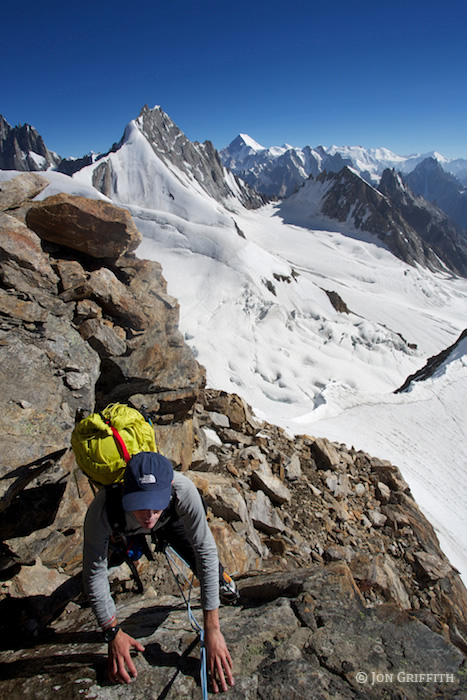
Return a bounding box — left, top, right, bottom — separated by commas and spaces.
2, 0, 467, 160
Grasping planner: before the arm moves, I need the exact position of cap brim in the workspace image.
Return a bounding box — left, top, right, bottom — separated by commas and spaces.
122, 485, 172, 512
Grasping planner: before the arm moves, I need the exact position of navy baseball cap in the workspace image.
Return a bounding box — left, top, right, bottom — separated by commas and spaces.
122, 452, 174, 511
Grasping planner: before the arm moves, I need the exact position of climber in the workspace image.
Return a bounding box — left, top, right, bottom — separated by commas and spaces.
82, 451, 236, 693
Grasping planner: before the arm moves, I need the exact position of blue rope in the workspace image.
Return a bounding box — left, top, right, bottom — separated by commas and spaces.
164, 546, 209, 700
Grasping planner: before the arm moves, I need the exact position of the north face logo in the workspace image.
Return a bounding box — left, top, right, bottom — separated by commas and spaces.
139, 474, 156, 485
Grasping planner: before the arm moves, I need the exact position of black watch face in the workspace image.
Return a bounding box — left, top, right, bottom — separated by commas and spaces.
103, 626, 118, 641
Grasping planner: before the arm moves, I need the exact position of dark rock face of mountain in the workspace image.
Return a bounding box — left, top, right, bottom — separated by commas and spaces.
405, 157, 467, 231
0, 115, 60, 171
56, 153, 95, 176
0, 174, 466, 699
379, 169, 467, 276
221, 137, 467, 238
317, 167, 445, 272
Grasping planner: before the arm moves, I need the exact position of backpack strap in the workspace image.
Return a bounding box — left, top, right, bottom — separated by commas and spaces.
105, 483, 127, 531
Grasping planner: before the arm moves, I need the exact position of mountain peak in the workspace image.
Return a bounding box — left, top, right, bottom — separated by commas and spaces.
237, 133, 265, 152
219, 134, 266, 171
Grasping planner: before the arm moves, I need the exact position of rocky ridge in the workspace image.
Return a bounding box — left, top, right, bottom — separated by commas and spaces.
282, 166, 467, 276
378, 168, 467, 276
0, 174, 466, 698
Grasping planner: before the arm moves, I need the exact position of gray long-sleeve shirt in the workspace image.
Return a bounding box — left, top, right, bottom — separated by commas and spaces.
82, 471, 220, 629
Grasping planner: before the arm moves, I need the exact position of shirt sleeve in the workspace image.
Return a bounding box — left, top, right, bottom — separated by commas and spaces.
82, 489, 117, 629
172, 473, 220, 610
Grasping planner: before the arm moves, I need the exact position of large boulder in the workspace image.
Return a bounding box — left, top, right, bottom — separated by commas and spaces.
26, 193, 142, 259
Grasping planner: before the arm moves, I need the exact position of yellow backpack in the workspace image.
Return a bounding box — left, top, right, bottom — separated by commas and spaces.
71, 403, 157, 486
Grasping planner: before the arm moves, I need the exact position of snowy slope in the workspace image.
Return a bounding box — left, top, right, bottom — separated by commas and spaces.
306, 335, 467, 582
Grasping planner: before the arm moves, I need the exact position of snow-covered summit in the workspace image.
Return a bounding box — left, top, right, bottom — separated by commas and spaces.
219, 133, 265, 171
238, 133, 265, 151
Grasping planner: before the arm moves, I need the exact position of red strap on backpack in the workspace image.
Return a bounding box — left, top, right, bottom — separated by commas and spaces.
109, 426, 131, 463
100, 413, 131, 463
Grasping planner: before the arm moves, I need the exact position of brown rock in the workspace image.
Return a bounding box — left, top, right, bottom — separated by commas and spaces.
414, 551, 452, 582
9, 558, 70, 598
311, 436, 342, 470
366, 508, 387, 527
375, 480, 392, 503
371, 462, 410, 492
247, 489, 285, 534
55, 259, 88, 291
74, 298, 103, 321
26, 193, 142, 259
285, 453, 301, 481
78, 317, 127, 358
0, 314, 99, 474
187, 471, 249, 522
381, 505, 411, 529
87, 267, 148, 329
155, 420, 194, 471
209, 517, 259, 575
250, 459, 291, 505
0, 289, 48, 324
350, 553, 411, 609
323, 544, 353, 562
204, 390, 260, 433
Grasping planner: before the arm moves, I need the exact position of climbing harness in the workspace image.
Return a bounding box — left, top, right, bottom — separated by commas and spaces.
164, 546, 209, 700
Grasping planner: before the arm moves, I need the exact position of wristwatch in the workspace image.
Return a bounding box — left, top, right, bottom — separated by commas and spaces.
102, 624, 120, 642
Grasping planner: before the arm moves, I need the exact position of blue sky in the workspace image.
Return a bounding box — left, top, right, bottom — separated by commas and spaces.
2, 0, 466, 159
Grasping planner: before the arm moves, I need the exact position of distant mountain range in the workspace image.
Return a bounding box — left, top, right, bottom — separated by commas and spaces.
0, 109, 466, 276
220, 134, 467, 232
220, 133, 467, 192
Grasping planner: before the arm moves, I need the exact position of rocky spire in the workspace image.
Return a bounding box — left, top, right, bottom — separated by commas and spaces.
0, 115, 61, 171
